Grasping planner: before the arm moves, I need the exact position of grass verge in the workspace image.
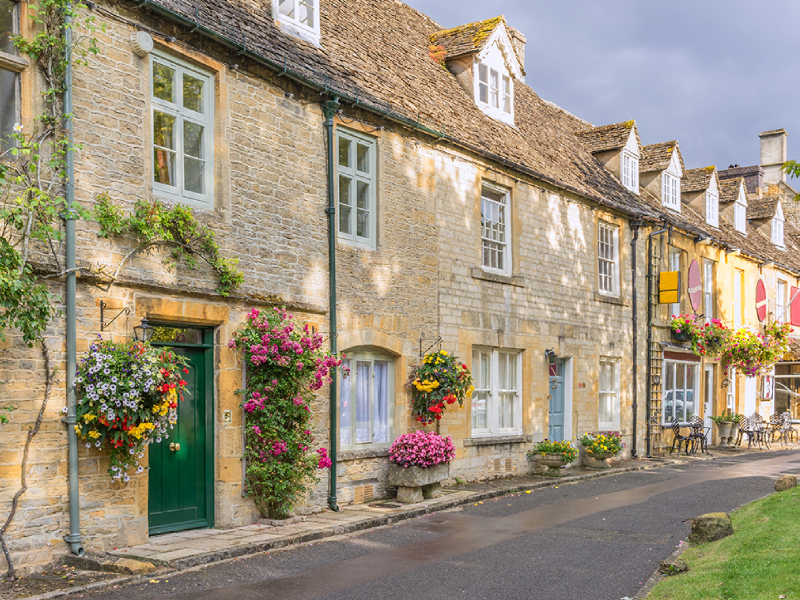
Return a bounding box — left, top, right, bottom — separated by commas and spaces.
646, 487, 800, 599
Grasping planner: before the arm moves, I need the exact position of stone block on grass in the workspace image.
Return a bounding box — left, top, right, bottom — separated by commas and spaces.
689, 512, 733, 544
774, 474, 797, 492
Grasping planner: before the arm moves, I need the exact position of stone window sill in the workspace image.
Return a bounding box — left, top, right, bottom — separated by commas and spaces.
594, 292, 628, 307
337, 447, 390, 461
471, 268, 525, 287
463, 434, 531, 447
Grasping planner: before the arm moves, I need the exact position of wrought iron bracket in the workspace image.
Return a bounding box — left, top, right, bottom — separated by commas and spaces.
419, 336, 442, 358
100, 301, 130, 331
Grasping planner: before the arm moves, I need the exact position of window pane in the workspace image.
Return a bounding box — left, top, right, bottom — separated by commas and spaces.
356, 208, 369, 239
299, 0, 315, 26
278, 0, 294, 18
183, 121, 204, 158
499, 392, 513, 429
153, 111, 175, 149
0, 67, 16, 149
0, 0, 14, 55
339, 359, 351, 445
356, 181, 369, 238
152, 62, 175, 102
183, 74, 204, 113
338, 136, 351, 167
151, 326, 203, 344
153, 111, 176, 186
184, 157, 204, 194
373, 361, 389, 443
338, 176, 351, 234
356, 180, 369, 209
490, 69, 499, 108
472, 351, 490, 430
478, 63, 488, 84
355, 361, 370, 444
685, 365, 695, 421
356, 143, 369, 173
478, 64, 488, 103
664, 363, 674, 420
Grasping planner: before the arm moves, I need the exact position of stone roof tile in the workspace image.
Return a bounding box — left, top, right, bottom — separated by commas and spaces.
719, 178, 745, 204
681, 166, 716, 193
429, 16, 504, 58
640, 141, 684, 174
747, 197, 780, 220
575, 120, 638, 154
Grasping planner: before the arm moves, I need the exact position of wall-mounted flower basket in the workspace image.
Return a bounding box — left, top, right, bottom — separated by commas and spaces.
408, 350, 474, 424
672, 330, 692, 342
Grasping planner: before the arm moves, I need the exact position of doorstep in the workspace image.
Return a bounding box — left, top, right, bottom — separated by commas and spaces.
108, 459, 675, 571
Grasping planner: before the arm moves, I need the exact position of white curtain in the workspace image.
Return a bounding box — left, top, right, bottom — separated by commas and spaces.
356, 361, 370, 443
373, 361, 389, 443
339, 359, 351, 446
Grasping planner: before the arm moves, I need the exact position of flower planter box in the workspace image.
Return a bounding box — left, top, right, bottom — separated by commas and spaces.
728, 422, 740, 446
671, 330, 692, 342
388, 463, 450, 504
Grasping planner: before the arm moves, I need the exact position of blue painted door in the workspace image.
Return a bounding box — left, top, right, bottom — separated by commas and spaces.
549, 360, 565, 441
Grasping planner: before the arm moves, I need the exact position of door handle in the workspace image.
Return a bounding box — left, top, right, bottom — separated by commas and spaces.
169, 442, 180, 452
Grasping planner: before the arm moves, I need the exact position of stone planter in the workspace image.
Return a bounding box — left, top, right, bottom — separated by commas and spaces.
537, 453, 571, 477
728, 422, 740, 446
715, 421, 733, 447
587, 452, 618, 468
388, 462, 450, 504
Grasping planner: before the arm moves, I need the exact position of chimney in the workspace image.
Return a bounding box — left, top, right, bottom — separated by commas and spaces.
759, 129, 788, 185
507, 26, 526, 77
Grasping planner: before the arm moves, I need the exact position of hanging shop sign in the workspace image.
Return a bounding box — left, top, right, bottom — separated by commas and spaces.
756, 278, 767, 322
687, 259, 702, 311
659, 271, 680, 304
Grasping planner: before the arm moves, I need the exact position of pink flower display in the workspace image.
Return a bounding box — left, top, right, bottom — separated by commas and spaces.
389, 430, 455, 469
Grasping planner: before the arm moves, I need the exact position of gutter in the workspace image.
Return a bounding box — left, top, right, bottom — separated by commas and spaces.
63, 9, 85, 556
629, 219, 642, 458
323, 97, 340, 512
645, 226, 668, 459
133, 0, 656, 223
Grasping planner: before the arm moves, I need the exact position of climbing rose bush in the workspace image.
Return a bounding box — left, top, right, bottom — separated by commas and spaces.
389, 430, 455, 468
74, 338, 189, 481
229, 307, 342, 519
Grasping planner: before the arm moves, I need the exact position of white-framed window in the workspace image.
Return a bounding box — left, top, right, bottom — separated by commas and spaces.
621, 151, 639, 193
733, 268, 743, 328
734, 202, 747, 234
772, 216, 785, 247
777, 279, 787, 323
475, 60, 514, 124
705, 191, 719, 228
598, 221, 619, 296
662, 173, 680, 210
481, 182, 510, 274
703, 259, 714, 322
0, 0, 21, 150
599, 358, 620, 430
150, 52, 214, 208
337, 128, 376, 248
663, 359, 698, 424
471, 348, 522, 436
339, 350, 393, 447
272, 0, 320, 45
670, 249, 681, 318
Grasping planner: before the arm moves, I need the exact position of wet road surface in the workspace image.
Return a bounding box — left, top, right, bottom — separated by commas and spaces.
78, 450, 800, 600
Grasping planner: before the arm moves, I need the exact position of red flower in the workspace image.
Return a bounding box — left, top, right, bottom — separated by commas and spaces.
178, 380, 188, 387
183, 368, 189, 374
429, 405, 442, 414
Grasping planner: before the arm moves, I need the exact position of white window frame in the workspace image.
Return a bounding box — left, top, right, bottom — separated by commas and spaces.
272, 0, 320, 45
621, 151, 639, 193
338, 350, 393, 449
777, 279, 787, 323
336, 127, 377, 248
471, 348, 522, 437
150, 51, 214, 208
734, 202, 747, 234
474, 58, 514, 125
703, 259, 714, 322
705, 191, 719, 228
662, 359, 699, 425
480, 181, 511, 275
662, 172, 680, 211
669, 249, 681, 318
597, 221, 619, 296
598, 358, 620, 430
772, 216, 785, 247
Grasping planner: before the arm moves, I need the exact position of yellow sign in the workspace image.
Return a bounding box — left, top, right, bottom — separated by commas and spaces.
659, 271, 680, 304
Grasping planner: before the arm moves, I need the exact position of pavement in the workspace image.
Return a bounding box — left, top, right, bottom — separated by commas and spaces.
17, 445, 800, 600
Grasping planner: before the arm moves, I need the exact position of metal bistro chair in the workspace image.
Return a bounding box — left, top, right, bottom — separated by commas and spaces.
749, 412, 770, 449
670, 418, 693, 455
781, 412, 799, 443
737, 415, 756, 449
688, 415, 710, 455
769, 413, 785, 445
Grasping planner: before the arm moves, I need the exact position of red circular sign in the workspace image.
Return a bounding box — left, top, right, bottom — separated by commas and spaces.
688, 259, 702, 311
756, 279, 767, 322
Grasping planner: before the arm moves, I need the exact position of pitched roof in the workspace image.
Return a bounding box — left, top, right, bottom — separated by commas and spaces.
720, 178, 744, 204
682, 166, 716, 193
429, 16, 504, 58
575, 120, 639, 154
718, 165, 763, 194
640, 141, 684, 173
747, 197, 780, 220
139, 0, 655, 219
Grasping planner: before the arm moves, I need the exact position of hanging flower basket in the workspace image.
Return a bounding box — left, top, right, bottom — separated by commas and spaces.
408, 350, 474, 424
74, 338, 189, 482
722, 322, 792, 377
670, 314, 699, 344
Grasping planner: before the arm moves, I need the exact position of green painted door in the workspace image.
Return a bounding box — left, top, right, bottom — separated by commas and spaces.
148, 327, 214, 535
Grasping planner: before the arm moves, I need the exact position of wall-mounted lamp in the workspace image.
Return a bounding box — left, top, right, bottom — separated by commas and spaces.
544, 348, 556, 360
100, 301, 129, 331
133, 317, 155, 342
697, 237, 712, 246
652, 374, 661, 386
726, 248, 741, 257
722, 377, 730, 388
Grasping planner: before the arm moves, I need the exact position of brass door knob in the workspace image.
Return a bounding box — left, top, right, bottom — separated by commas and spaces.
169, 442, 180, 452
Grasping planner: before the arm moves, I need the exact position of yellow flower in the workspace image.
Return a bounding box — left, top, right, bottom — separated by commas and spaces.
441, 351, 448, 356
83, 414, 96, 423
73, 425, 81, 435
88, 430, 100, 439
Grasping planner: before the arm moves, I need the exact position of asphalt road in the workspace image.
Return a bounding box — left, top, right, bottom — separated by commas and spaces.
77, 450, 800, 600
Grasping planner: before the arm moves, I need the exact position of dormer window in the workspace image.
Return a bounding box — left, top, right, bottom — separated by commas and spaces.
705, 191, 719, 228
662, 173, 680, 211
273, 0, 320, 45
475, 60, 513, 124
621, 151, 639, 193
772, 202, 785, 247
734, 202, 747, 234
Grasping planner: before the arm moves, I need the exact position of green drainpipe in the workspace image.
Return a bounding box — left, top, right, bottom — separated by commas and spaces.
63, 10, 84, 556
323, 97, 340, 511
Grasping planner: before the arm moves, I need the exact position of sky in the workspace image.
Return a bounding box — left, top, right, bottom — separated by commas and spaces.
404, 0, 800, 173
